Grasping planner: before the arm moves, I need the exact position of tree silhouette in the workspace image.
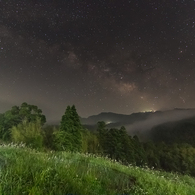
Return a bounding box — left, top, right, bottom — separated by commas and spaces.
54, 105, 82, 152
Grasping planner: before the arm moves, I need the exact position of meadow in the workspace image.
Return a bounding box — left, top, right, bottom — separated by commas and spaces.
0, 143, 195, 195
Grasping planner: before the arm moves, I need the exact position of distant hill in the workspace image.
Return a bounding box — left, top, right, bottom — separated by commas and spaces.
81, 108, 195, 139
149, 116, 195, 146
48, 108, 195, 141
81, 111, 153, 125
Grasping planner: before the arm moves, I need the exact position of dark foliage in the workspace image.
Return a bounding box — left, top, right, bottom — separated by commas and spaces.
0, 102, 46, 141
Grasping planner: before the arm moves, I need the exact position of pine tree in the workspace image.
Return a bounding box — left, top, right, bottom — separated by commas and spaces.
118, 126, 135, 164
55, 105, 82, 152
132, 135, 147, 166
97, 121, 108, 153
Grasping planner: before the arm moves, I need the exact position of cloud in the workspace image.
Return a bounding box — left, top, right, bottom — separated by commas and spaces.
125, 109, 195, 134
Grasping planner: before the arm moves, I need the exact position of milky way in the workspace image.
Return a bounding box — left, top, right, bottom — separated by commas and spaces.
1, 1, 195, 122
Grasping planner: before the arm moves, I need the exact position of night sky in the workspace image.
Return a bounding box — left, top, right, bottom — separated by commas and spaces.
1, 0, 195, 122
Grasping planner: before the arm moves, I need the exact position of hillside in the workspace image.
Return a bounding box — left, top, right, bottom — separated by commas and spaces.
81, 109, 195, 124
0, 144, 195, 195
81, 111, 155, 125
149, 117, 195, 146
80, 109, 195, 140
49, 109, 195, 137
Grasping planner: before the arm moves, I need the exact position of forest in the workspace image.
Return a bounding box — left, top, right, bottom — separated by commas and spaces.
1, 102, 195, 177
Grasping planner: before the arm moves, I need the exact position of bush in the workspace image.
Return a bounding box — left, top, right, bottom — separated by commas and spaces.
11, 119, 44, 149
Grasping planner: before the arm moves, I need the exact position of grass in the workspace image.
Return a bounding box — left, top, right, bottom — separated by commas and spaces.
0, 143, 195, 195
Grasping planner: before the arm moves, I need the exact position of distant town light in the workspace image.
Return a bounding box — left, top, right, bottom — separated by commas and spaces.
141, 109, 156, 113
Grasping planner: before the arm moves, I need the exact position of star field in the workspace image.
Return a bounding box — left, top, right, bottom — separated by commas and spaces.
1, 0, 195, 122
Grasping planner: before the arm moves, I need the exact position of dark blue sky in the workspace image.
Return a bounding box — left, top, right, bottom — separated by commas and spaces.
1, 0, 195, 122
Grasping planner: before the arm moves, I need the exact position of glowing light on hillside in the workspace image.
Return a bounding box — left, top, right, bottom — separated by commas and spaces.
141, 109, 156, 113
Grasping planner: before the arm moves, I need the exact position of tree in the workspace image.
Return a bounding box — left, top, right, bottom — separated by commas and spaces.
0, 102, 46, 141
54, 105, 82, 152
132, 135, 147, 166
11, 118, 43, 149
42, 125, 58, 150
19, 102, 46, 125
97, 121, 108, 153
106, 128, 124, 160
118, 126, 136, 164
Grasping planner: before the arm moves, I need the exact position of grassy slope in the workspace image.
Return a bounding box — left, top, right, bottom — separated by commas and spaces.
0, 144, 195, 195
